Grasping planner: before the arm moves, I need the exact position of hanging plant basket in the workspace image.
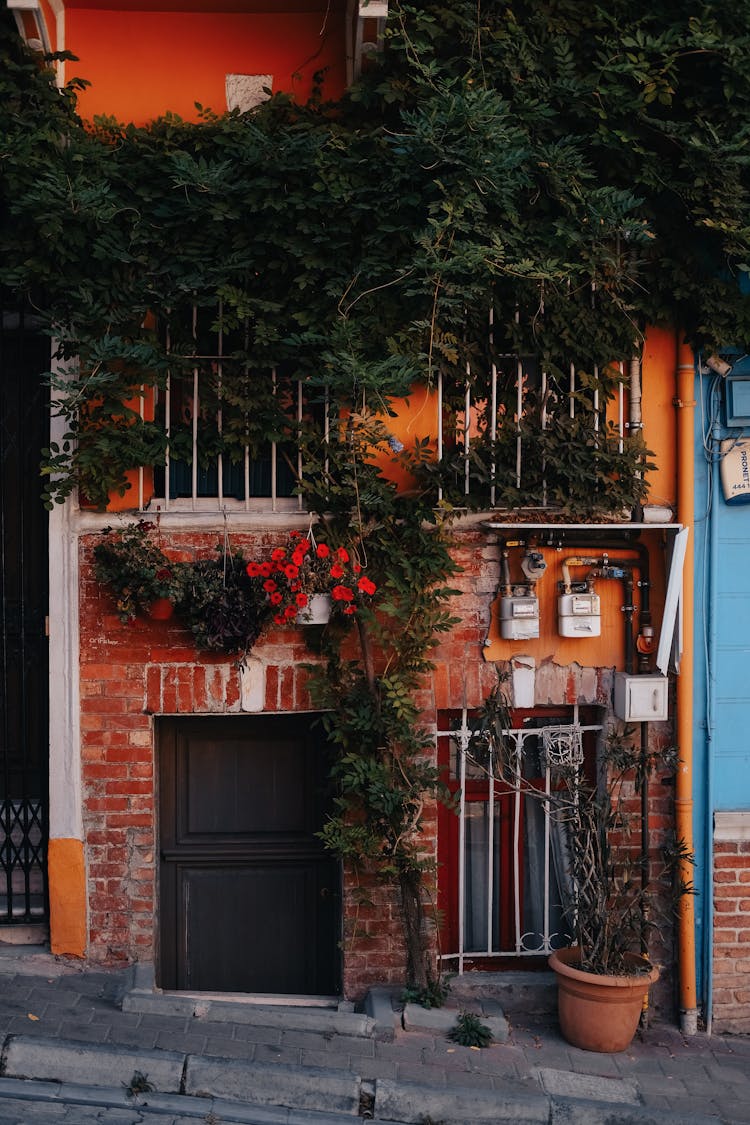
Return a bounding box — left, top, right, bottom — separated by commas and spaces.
296, 593, 332, 625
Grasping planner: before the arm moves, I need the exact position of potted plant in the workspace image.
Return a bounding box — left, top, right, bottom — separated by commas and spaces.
172, 548, 271, 657
93, 521, 178, 623
246, 530, 377, 626
469, 681, 687, 1053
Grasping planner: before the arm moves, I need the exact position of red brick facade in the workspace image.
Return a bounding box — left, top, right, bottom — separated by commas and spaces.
713, 840, 750, 1034
79, 524, 676, 1004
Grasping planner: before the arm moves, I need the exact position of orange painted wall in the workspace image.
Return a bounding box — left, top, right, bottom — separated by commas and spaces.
483, 327, 677, 667
65, 7, 347, 123
642, 325, 678, 510
48, 838, 87, 957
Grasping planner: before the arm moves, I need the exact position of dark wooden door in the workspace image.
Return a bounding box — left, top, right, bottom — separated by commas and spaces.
158, 715, 341, 994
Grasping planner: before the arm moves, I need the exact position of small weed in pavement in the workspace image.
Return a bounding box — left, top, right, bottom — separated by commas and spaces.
449, 1011, 493, 1048
124, 1070, 155, 1097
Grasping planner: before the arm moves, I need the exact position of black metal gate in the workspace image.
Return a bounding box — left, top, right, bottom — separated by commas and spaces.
0, 305, 49, 925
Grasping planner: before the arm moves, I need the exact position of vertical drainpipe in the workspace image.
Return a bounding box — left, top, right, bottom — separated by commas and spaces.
675, 338, 699, 1035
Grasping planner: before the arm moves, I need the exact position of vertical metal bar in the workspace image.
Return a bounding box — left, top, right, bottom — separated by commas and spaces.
541, 367, 548, 509
297, 380, 304, 512
593, 364, 600, 433
457, 712, 467, 974
243, 318, 250, 510
271, 367, 278, 513
486, 737, 495, 953
513, 734, 522, 953
543, 758, 551, 951
569, 362, 576, 419
164, 328, 171, 511
217, 301, 224, 508
515, 358, 523, 489
138, 386, 144, 512
191, 305, 199, 511
489, 305, 497, 508
437, 369, 443, 504
464, 370, 471, 497
618, 362, 625, 453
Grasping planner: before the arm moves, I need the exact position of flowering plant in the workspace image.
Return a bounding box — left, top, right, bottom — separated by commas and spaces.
246, 532, 377, 625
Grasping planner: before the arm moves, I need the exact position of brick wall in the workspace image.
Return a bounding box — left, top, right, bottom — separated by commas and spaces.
713, 833, 750, 1034
78, 524, 676, 1005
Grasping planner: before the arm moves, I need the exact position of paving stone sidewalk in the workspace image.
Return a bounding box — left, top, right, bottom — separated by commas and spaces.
0, 947, 748, 1124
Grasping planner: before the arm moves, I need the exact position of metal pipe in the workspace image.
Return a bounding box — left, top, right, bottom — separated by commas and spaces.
675, 337, 699, 1035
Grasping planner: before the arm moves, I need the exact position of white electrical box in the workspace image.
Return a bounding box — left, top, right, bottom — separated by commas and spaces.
500, 594, 539, 640
613, 673, 669, 721
557, 592, 601, 637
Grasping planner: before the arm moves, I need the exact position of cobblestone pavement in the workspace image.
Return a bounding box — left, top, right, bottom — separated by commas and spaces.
0, 950, 748, 1124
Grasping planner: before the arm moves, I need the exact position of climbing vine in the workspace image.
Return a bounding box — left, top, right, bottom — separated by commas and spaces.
3, 1, 750, 986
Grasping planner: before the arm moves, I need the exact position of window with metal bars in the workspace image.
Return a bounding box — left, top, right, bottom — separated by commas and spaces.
122, 304, 634, 516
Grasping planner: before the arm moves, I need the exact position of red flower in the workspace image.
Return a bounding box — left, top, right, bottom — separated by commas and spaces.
357, 576, 376, 596
343, 605, 356, 615
271, 548, 286, 562
316, 543, 330, 559
289, 530, 301, 539
246, 562, 261, 577
295, 592, 308, 607
330, 563, 344, 579
270, 591, 283, 605
299, 539, 311, 553
259, 561, 272, 577
332, 584, 354, 602
353, 563, 362, 574
263, 579, 277, 593
273, 613, 285, 625
284, 606, 297, 619
291, 550, 305, 567
284, 563, 300, 580
336, 547, 350, 563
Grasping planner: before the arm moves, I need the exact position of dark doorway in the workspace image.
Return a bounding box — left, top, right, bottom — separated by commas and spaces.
158, 714, 341, 994
0, 306, 49, 926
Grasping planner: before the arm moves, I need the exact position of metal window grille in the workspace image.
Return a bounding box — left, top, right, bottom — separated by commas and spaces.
126, 304, 627, 514
439, 709, 602, 972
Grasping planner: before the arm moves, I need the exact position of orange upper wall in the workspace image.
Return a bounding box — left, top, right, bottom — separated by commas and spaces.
59, 4, 347, 123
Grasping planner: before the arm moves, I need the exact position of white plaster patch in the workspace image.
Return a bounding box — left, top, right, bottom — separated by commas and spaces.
511, 655, 535, 708
239, 657, 265, 712
225, 74, 273, 113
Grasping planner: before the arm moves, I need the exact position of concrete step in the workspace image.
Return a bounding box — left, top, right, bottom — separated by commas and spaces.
122, 962, 376, 1038
446, 969, 557, 1018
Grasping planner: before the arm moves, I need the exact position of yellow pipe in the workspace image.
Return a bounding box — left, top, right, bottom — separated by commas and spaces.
675, 335, 698, 1033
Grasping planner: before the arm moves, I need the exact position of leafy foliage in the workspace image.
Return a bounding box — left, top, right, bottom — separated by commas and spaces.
448, 1011, 494, 1048
4, 4, 750, 508
93, 522, 177, 623
93, 523, 271, 656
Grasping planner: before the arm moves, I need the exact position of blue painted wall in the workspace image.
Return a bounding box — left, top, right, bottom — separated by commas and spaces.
693, 356, 750, 1003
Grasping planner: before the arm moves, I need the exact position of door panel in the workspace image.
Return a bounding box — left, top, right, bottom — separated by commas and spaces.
158, 715, 340, 994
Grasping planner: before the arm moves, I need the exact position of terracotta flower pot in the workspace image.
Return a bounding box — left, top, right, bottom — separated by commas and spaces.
548, 946, 659, 1053
296, 593, 332, 625
148, 597, 174, 621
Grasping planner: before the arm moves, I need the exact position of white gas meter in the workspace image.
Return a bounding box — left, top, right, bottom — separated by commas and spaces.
500, 591, 540, 640
557, 591, 601, 637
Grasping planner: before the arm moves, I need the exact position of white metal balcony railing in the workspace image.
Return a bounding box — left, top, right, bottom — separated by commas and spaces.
439, 709, 603, 972
124, 305, 629, 514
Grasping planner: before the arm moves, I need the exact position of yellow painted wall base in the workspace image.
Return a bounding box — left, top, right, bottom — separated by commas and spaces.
48, 838, 87, 958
